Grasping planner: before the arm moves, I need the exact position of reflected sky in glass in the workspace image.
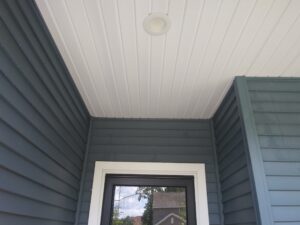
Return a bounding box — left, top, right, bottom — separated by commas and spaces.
113, 186, 147, 218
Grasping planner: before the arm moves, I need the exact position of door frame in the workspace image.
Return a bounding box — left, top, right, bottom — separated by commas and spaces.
88, 161, 209, 225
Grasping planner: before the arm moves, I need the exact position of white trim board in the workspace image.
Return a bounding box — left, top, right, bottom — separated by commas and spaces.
88, 161, 210, 225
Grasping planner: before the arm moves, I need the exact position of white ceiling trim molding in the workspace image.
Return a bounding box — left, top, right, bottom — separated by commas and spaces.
88, 161, 209, 225
36, 0, 300, 118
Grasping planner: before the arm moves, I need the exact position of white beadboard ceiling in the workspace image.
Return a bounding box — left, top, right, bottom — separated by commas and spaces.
36, 0, 300, 119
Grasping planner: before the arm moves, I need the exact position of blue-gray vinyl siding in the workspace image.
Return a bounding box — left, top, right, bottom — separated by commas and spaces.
247, 78, 300, 225
77, 118, 223, 225
0, 0, 90, 224
213, 86, 259, 225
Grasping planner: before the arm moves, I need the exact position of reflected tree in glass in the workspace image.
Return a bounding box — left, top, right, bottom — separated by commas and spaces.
111, 186, 186, 225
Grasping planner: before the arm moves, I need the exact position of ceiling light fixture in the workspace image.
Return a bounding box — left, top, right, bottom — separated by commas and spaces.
143, 13, 171, 36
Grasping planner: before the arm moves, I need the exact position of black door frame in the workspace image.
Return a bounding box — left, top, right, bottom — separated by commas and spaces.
101, 174, 197, 225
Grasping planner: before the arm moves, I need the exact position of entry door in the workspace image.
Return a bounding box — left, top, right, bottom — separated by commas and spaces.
101, 175, 197, 225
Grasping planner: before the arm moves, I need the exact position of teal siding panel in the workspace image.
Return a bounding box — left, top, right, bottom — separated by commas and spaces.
213, 86, 259, 225
247, 77, 300, 225
0, 1, 90, 224
77, 118, 222, 225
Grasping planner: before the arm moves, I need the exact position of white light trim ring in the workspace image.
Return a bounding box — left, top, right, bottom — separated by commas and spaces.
143, 13, 171, 35
88, 161, 210, 225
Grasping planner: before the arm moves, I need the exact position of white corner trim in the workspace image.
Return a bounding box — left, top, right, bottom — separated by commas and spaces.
87, 161, 209, 225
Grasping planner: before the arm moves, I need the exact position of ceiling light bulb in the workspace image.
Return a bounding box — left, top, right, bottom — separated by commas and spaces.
143, 13, 171, 36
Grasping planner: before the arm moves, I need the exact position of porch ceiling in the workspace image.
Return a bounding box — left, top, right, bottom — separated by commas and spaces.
35, 0, 300, 118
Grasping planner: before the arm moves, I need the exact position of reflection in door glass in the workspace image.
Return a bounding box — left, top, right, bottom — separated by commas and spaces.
111, 186, 187, 225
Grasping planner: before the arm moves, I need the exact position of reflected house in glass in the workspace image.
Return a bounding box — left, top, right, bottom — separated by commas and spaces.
152, 192, 187, 225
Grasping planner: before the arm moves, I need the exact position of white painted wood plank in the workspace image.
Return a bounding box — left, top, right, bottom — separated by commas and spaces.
190, 0, 242, 117
239, 0, 292, 75
65, 0, 115, 116
247, 0, 300, 76
100, 0, 131, 116
198, 0, 258, 117
180, 0, 223, 118
201, 0, 275, 117
171, 0, 205, 117
116, 0, 141, 117
149, 0, 169, 117
134, 0, 151, 117
158, 0, 188, 117
84, 0, 124, 117
36, 0, 300, 119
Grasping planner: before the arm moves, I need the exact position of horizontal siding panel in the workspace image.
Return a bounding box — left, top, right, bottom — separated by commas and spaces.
259, 136, 300, 149
214, 113, 240, 144
0, 59, 85, 158
0, 71, 84, 160
92, 119, 211, 130
0, 120, 81, 179
0, 145, 78, 199
270, 191, 300, 206
87, 152, 215, 166
267, 176, 300, 191
274, 223, 300, 225
79, 119, 222, 225
219, 156, 247, 181
0, 168, 77, 211
89, 145, 213, 155
209, 203, 220, 214
214, 105, 239, 138
0, 1, 90, 225
215, 118, 241, 149
17, 1, 89, 121
254, 112, 300, 125
262, 149, 300, 162
221, 168, 249, 192
6, 0, 87, 134
222, 180, 252, 202
247, 80, 300, 92
249, 78, 300, 225
223, 194, 254, 213
217, 138, 243, 163
0, 120, 79, 183
272, 206, 300, 222
213, 88, 236, 124
213, 85, 258, 225
91, 136, 212, 146
214, 105, 240, 136
256, 124, 300, 136
218, 142, 244, 170
224, 208, 257, 224
0, 190, 74, 222
252, 102, 300, 113
92, 128, 211, 138
249, 91, 300, 103
209, 213, 221, 225
0, 212, 72, 225
0, 75, 83, 166
264, 162, 300, 176
0, 14, 85, 146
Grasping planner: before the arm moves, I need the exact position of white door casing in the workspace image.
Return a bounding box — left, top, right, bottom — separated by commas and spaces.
88, 161, 209, 225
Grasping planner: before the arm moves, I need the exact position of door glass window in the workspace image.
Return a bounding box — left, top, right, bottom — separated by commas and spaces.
112, 186, 187, 225
101, 175, 196, 225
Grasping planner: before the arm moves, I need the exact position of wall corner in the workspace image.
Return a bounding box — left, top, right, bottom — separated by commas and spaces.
234, 77, 273, 225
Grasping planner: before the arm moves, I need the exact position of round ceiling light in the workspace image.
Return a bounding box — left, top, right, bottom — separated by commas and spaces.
143, 13, 171, 36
